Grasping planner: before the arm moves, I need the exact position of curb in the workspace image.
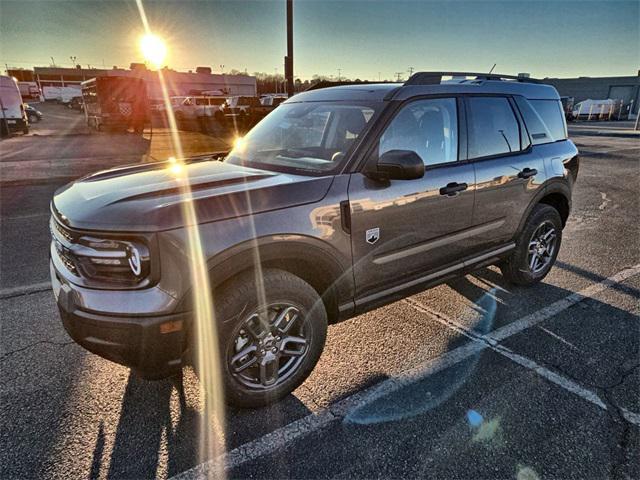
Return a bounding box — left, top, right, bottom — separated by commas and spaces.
569, 130, 640, 139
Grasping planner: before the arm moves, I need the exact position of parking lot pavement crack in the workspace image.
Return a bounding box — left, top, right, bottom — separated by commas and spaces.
600, 389, 636, 480
0, 339, 75, 360
0, 282, 52, 300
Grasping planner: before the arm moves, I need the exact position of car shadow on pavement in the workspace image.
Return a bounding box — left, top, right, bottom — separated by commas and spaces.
101, 368, 313, 478
103, 372, 196, 479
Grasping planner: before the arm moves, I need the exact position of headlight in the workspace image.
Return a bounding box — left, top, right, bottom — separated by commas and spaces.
75, 236, 150, 284
50, 216, 152, 286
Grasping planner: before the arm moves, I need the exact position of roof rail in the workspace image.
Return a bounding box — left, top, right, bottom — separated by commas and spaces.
304, 80, 383, 91
404, 71, 541, 85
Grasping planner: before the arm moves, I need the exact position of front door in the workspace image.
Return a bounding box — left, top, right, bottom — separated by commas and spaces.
348, 97, 475, 300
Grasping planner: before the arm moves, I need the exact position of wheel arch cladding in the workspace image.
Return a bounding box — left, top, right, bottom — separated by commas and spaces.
180, 237, 353, 324
538, 192, 570, 227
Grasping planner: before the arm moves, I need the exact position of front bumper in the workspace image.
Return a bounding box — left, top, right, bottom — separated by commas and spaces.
52, 260, 189, 379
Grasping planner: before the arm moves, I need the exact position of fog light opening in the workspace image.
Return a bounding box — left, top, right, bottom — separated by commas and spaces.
160, 320, 183, 334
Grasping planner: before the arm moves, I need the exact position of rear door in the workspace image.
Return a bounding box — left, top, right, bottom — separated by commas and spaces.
467, 95, 547, 254
348, 97, 476, 300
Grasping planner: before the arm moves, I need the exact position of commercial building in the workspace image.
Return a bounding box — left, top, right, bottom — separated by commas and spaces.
6, 65, 257, 99
543, 74, 639, 118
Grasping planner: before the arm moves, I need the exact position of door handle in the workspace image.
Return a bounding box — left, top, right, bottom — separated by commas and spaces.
439, 182, 468, 196
518, 167, 538, 179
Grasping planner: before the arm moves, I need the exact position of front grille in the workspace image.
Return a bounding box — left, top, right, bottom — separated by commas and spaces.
53, 219, 74, 242
58, 249, 77, 274
50, 215, 150, 286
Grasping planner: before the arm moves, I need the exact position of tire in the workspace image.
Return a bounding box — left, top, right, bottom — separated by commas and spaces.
28, 114, 38, 123
500, 204, 562, 286
204, 268, 327, 408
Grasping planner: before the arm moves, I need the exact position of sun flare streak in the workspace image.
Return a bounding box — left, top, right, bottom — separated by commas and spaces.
135, 1, 226, 476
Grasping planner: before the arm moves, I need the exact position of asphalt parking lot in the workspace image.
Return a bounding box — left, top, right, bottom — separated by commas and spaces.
1, 113, 639, 479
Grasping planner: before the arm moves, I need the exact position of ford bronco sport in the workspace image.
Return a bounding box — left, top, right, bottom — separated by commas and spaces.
51, 72, 579, 407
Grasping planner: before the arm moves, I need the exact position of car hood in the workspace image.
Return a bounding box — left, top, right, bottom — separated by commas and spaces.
52, 158, 334, 232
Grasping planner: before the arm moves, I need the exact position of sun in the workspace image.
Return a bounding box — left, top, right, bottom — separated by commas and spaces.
139, 33, 167, 68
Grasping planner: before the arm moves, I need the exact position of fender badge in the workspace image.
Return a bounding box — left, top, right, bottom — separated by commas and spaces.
366, 227, 380, 245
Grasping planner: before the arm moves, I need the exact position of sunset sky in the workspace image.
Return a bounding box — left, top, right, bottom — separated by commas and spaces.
1, 0, 638, 80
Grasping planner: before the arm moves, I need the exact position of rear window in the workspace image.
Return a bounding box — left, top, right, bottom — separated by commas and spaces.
515, 97, 567, 144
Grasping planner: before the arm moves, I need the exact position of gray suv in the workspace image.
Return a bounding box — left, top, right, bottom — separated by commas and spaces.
50, 72, 579, 407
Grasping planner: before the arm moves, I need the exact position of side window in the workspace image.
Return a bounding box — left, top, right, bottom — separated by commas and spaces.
514, 96, 554, 144
195, 98, 208, 106
379, 98, 458, 166
467, 97, 520, 158
530, 99, 567, 142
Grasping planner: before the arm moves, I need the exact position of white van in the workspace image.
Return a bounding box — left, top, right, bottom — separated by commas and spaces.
173, 96, 227, 120
1, 75, 28, 136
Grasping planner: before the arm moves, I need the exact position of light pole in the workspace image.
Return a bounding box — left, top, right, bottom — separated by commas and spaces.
285, 0, 294, 97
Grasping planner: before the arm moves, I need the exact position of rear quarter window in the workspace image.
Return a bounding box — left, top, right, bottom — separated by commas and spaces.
515, 97, 567, 144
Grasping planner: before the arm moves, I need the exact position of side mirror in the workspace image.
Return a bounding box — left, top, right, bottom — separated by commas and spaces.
374, 150, 425, 180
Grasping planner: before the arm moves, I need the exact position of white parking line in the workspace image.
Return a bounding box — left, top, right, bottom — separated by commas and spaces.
171, 264, 640, 479
405, 265, 640, 427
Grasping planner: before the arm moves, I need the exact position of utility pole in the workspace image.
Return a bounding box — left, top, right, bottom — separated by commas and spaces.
337, 68, 342, 82
395, 72, 403, 82
408, 66, 414, 77
285, 0, 294, 97
70, 56, 77, 67
274, 67, 278, 94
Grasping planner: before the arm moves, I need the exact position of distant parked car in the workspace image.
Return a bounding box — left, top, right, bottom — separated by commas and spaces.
173, 96, 227, 121
252, 95, 287, 119
260, 94, 288, 106
68, 96, 84, 112
224, 95, 261, 116
24, 104, 43, 123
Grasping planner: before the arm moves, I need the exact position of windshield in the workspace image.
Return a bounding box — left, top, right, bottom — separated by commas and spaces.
226, 101, 379, 174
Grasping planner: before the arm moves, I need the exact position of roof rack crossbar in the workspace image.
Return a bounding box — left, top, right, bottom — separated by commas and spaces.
404, 71, 540, 85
